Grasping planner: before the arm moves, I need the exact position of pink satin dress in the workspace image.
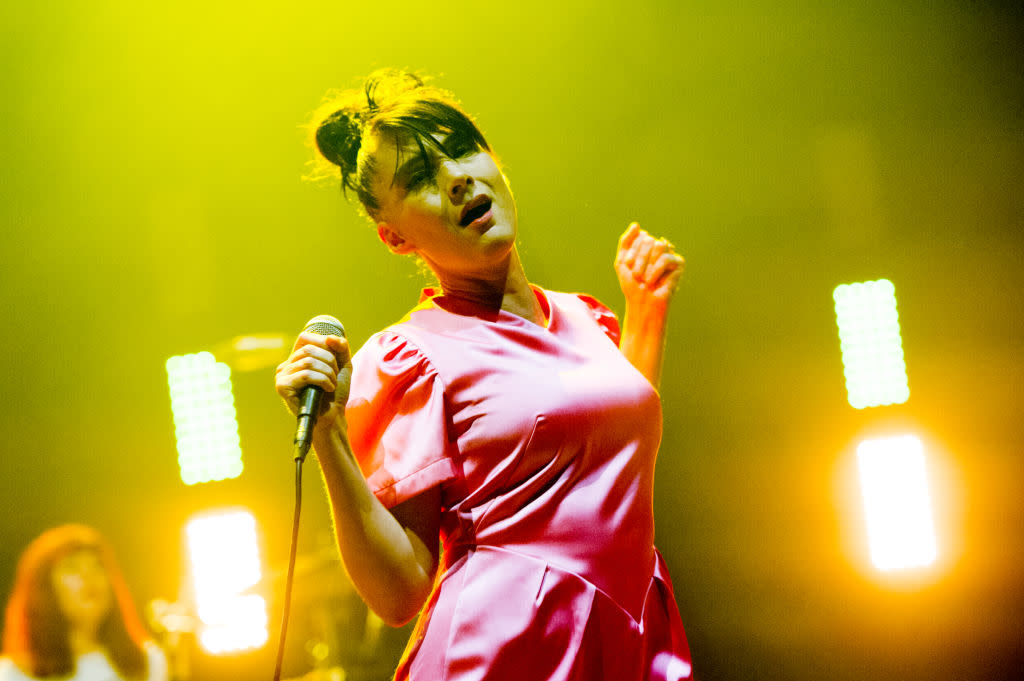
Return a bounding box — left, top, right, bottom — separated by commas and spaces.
345, 286, 692, 681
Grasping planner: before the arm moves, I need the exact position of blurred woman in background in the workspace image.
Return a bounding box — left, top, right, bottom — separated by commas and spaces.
0, 524, 167, 681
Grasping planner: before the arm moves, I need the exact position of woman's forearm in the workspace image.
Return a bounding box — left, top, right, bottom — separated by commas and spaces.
620, 300, 670, 390
311, 423, 438, 626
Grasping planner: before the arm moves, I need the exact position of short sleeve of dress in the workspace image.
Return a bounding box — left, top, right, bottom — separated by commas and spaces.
575, 294, 622, 347
345, 331, 457, 509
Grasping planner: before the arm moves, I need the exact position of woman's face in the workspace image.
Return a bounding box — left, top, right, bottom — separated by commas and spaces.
50, 549, 112, 632
371, 129, 518, 283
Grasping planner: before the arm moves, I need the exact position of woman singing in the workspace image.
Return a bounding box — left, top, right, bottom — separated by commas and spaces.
275, 69, 693, 681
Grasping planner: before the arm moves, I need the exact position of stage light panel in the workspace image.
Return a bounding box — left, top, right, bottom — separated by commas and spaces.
186, 510, 268, 654
857, 435, 937, 571
833, 278, 910, 409
166, 351, 243, 484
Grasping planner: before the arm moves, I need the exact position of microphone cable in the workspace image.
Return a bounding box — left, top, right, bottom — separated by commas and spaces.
272, 454, 304, 681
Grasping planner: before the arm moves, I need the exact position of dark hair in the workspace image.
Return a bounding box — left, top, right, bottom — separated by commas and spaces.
2, 525, 150, 679
309, 68, 492, 218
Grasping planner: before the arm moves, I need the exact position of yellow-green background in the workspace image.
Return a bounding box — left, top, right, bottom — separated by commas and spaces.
1, 2, 1021, 679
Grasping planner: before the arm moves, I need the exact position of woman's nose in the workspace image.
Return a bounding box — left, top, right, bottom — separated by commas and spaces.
447, 167, 474, 202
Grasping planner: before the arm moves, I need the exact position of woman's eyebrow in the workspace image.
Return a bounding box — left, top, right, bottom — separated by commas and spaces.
388, 131, 456, 187
390, 148, 429, 187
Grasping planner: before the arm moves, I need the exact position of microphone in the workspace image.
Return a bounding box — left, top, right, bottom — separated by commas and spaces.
293, 315, 346, 461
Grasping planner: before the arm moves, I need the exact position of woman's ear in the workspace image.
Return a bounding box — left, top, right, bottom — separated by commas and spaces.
377, 222, 414, 254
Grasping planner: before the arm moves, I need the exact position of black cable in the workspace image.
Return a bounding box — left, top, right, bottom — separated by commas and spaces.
272, 454, 304, 681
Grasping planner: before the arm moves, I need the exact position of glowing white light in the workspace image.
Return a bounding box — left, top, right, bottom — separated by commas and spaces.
186, 510, 268, 654
857, 435, 938, 570
166, 351, 243, 484
833, 279, 910, 408
652, 652, 693, 681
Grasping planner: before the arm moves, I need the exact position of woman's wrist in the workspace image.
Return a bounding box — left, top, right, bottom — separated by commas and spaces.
624, 296, 671, 335
312, 414, 352, 466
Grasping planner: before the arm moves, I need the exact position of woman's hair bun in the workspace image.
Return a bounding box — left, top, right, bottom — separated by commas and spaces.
313, 70, 425, 179
315, 108, 362, 176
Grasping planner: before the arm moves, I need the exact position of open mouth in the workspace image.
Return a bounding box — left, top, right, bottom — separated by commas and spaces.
459, 196, 493, 227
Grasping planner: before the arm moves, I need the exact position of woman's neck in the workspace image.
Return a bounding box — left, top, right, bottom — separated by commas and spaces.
68, 627, 102, 656
434, 248, 546, 326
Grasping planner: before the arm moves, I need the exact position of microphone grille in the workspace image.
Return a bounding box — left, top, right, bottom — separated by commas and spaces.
303, 315, 346, 338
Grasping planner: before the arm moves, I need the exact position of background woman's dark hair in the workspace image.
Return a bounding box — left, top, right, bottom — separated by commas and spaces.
2, 524, 150, 679
309, 68, 492, 219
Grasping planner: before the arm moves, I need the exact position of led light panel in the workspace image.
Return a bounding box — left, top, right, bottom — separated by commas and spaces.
166, 352, 243, 484
186, 510, 268, 654
833, 279, 910, 408
857, 435, 938, 570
